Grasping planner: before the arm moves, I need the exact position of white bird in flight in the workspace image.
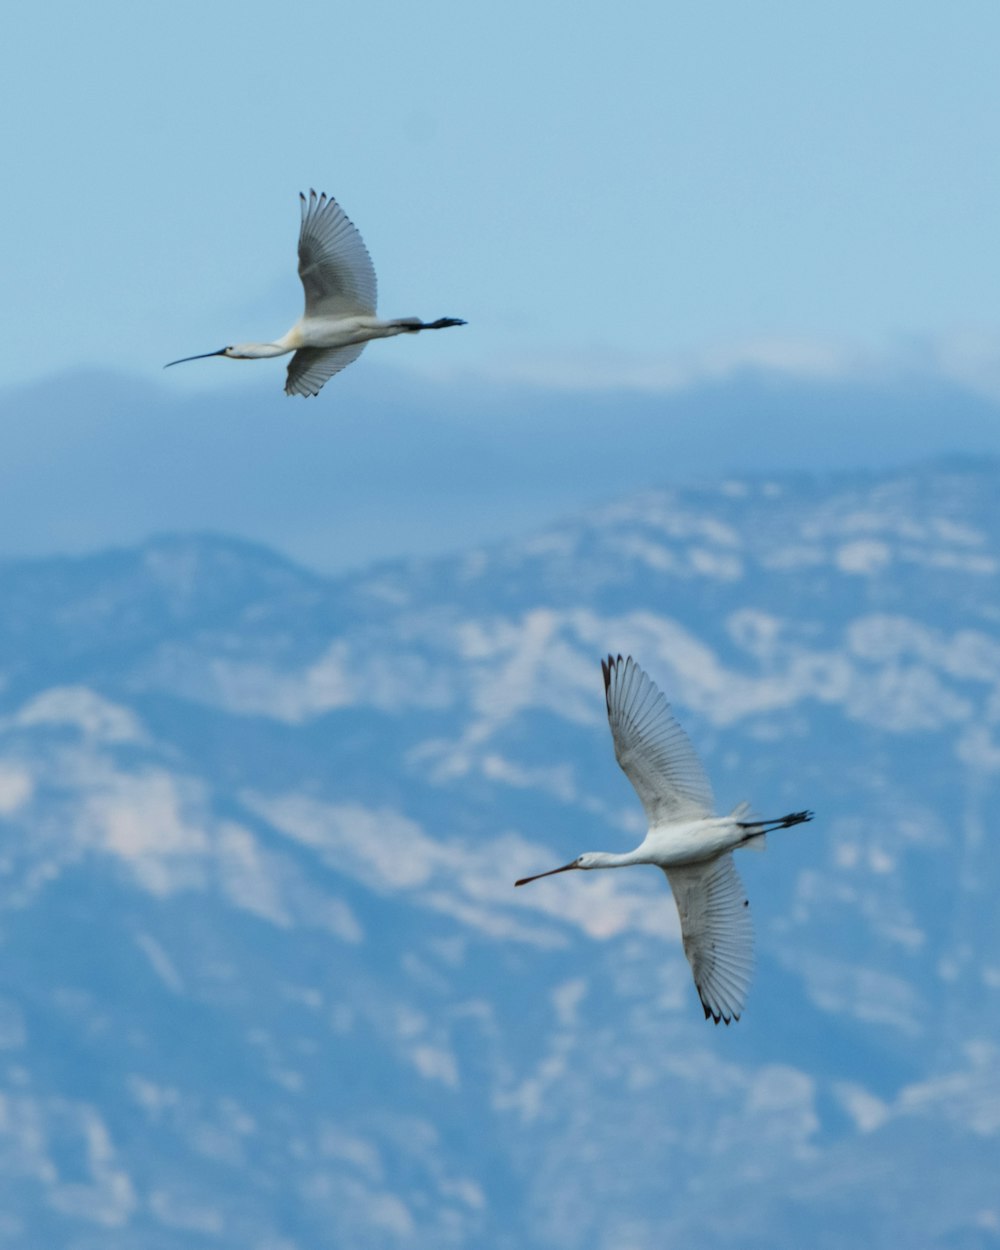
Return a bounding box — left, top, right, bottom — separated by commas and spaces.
515, 655, 813, 1024
166, 190, 465, 397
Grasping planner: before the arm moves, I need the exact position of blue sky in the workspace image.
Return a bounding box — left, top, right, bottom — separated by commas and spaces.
4, 3, 1000, 574
5, 1, 1000, 395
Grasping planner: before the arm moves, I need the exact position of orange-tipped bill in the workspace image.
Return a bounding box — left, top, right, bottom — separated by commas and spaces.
514, 861, 578, 887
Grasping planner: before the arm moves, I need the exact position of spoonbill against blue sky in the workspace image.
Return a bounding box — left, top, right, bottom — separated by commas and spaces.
166, 190, 465, 397
516, 655, 813, 1024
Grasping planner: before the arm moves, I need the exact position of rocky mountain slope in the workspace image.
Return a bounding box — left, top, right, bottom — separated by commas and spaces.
0, 464, 998, 1248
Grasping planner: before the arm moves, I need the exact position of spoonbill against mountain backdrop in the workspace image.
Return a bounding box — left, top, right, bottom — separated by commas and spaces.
166, 190, 465, 397
516, 655, 813, 1024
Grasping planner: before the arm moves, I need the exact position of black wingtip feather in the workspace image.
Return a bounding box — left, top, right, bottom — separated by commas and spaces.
699, 986, 741, 1026
601, 653, 627, 695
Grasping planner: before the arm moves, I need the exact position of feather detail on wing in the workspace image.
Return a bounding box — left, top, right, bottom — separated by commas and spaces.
665, 854, 753, 1025
297, 190, 377, 318
285, 343, 367, 398
602, 654, 714, 824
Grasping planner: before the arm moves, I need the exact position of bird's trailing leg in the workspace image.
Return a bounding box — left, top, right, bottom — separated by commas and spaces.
423, 317, 466, 329
394, 317, 467, 333
736, 809, 813, 845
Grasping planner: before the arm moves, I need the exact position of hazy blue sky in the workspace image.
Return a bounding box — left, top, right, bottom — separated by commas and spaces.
6, 1, 1000, 397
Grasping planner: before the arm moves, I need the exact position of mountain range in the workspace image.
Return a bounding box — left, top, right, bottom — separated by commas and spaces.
4, 364, 1000, 574
0, 462, 998, 1247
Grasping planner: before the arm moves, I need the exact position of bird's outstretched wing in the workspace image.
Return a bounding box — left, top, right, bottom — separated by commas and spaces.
297, 190, 377, 318
602, 654, 714, 824
285, 344, 367, 398
665, 854, 753, 1024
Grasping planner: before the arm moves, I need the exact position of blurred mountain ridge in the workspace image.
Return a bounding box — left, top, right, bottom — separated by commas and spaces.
0, 462, 998, 1247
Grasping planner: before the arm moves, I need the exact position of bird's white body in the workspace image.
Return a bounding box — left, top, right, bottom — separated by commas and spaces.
167, 191, 465, 396
578, 813, 758, 872
226, 314, 423, 362
515, 655, 813, 1024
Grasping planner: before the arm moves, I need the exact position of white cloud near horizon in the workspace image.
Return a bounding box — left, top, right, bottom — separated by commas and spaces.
436, 332, 1000, 403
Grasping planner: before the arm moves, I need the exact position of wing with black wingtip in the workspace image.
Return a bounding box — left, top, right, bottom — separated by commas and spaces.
297, 190, 377, 318
665, 853, 753, 1025
602, 654, 714, 825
